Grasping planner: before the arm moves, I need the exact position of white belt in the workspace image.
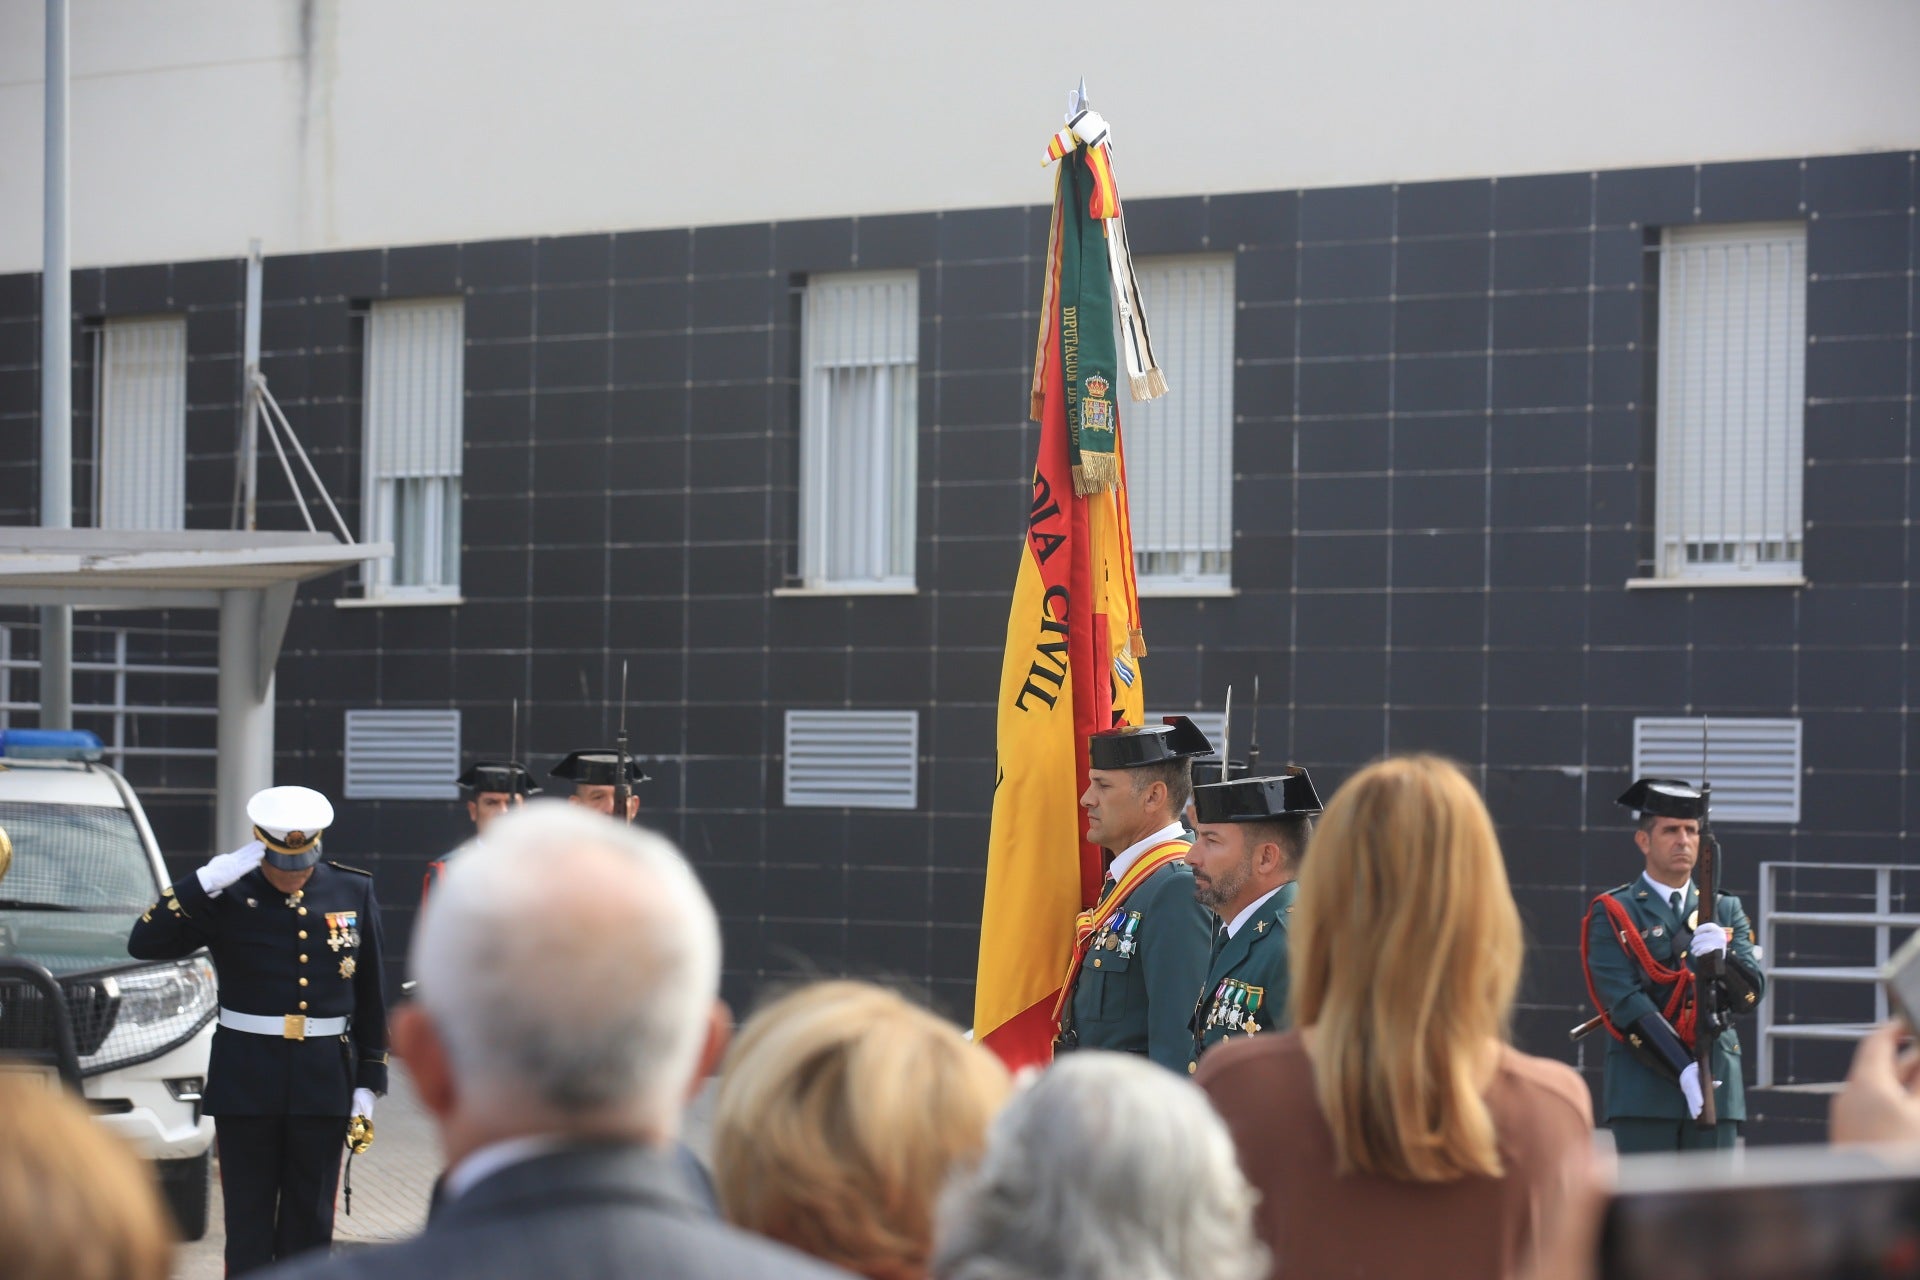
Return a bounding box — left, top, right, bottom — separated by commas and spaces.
219, 1009, 348, 1041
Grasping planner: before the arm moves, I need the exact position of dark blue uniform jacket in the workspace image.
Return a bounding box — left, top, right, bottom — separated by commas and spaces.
128, 860, 388, 1116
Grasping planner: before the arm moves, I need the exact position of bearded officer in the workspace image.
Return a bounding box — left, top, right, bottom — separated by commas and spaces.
128, 786, 388, 1275
422, 760, 535, 905
1581, 777, 1765, 1153
1185, 766, 1321, 1073
1055, 719, 1215, 1072
548, 749, 648, 821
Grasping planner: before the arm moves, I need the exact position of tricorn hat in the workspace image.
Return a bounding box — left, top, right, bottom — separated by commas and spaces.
247, 785, 334, 871
1616, 777, 1706, 821
1087, 717, 1214, 772
548, 750, 651, 789
1189, 755, 1250, 788
1192, 766, 1323, 825
458, 761, 536, 798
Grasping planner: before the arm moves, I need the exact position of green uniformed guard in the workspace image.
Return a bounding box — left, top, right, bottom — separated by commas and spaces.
1581, 777, 1766, 1153
422, 761, 536, 906
1185, 766, 1322, 1073
549, 749, 649, 821
1055, 718, 1216, 1072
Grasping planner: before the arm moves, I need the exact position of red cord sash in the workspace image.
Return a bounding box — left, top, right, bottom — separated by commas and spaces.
1581, 892, 1698, 1049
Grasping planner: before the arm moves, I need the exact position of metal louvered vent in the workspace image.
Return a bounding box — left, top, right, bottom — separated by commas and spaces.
1632, 717, 1802, 824
344, 709, 461, 800
784, 710, 919, 810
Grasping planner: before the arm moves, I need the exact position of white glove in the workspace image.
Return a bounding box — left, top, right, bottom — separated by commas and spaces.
1679, 1062, 1705, 1118
352, 1088, 377, 1120
1690, 922, 1729, 957
196, 840, 266, 895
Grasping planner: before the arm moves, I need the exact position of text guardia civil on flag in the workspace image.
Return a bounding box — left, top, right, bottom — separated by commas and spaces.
974, 105, 1166, 1071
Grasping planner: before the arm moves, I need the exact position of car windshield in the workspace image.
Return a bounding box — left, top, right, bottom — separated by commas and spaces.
0, 802, 157, 910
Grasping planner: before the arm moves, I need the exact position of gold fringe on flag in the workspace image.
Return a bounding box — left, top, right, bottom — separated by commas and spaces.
1070, 452, 1120, 498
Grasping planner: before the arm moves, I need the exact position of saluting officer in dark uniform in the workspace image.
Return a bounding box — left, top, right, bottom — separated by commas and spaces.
128, 786, 388, 1275
1055, 719, 1215, 1072
549, 749, 649, 821
1185, 766, 1321, 1074
1581, 778, 1765, 1154
422, 761, 535, 905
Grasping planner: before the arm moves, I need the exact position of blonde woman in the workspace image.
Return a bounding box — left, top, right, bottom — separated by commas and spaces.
0, 1075, 174, 1280
1196, 754, 1594, 1279
713, 981, 1012, 1280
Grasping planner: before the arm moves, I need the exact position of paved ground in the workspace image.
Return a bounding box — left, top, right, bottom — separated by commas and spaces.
173, 1068, 719, 1279
174, 1064, 438, 1279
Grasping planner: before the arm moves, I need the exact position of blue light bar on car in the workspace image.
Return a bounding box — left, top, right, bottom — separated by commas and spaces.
0, 729, 104, 761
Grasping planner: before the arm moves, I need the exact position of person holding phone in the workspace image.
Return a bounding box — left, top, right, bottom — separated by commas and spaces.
1581, 778, 1765, 1154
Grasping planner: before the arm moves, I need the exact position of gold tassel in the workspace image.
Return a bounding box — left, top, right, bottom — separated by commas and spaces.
1071, 454, 1120, 496
1030, 390, 1046, 421
1129, 627, 1148, 658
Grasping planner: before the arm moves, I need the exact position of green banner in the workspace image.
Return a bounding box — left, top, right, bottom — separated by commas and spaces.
1059, 148, 1120, 496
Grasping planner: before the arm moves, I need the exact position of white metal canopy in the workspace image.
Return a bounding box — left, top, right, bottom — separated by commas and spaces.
0, 529, 388, 851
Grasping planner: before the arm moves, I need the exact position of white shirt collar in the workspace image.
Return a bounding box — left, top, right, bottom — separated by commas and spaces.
1106, 822, 1188, 883
1641, 871, 1691, 905
1224, 885, 1284, 939
443, 1134, 571, 1203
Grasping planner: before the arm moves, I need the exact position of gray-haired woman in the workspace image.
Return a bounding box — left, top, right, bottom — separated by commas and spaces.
932, 1052, 1268, 1280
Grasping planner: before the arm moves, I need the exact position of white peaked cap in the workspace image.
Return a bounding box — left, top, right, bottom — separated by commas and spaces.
246, 785, 335, 842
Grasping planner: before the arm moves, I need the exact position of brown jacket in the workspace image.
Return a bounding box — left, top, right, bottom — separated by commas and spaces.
1196, 1030, 1593, 1279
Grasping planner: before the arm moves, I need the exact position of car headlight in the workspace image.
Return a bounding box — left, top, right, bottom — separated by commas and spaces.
80, 956, 217, 1076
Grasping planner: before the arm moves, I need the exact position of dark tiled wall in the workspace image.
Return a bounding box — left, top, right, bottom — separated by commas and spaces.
1, 151, 1914, 1142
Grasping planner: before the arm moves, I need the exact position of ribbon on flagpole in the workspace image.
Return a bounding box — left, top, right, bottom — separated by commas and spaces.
1030, 110, 1166, 496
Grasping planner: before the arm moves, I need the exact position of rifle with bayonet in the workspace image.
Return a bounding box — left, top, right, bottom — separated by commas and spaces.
1246, 676, 1261, 777
1693, 766, 1722, 1127
614, 660, 633, 825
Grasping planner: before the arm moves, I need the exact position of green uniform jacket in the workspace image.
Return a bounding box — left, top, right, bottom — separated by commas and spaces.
1188, 880, 1297, 1073
1583, 880, 1765, 1123
1063, 858, 1214, 1072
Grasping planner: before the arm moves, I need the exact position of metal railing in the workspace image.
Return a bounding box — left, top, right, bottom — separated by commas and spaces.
0, 624, 217, 788
1756, 860, 1917, 1091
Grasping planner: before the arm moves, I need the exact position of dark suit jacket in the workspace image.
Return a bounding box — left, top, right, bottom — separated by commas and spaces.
262, 1143, 854, 1280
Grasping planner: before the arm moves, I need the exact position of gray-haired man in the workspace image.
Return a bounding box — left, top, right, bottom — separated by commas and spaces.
267, 802, 848, 1280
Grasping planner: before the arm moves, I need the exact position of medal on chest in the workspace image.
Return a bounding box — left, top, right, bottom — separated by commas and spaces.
1204, 980, 1267, 1035
326, 911, 361, 953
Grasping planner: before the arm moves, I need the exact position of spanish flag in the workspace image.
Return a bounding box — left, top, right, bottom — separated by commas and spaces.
974, 135, 1152, 1071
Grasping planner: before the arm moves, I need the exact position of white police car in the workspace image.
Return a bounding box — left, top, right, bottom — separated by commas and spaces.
0, 729, 216, 1239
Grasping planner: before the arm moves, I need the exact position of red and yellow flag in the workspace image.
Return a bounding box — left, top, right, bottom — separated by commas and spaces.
974, 135, 1150, 1072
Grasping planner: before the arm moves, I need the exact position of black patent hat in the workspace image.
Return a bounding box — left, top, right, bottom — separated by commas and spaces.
1189, 755, 1249, 787
458, 761, 536, 797
1088, 717, 1214, 771
1616, 777, 1706, 821
1192, 767, 1322, 825
549, 750, 651, 788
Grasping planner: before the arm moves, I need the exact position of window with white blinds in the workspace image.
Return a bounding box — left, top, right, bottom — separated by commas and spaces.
96, 315, 187, 531
1127, 257, 1235, 591
800, 272, 918, 590
1632, 717, 1802, 824
344, 708, 462, 800
784, 709, 919, 809
363, 299, 464, 598
1655, 224, 1807, 581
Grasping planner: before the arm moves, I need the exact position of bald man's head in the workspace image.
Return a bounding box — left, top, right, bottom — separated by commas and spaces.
411, 802, 721, 1133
